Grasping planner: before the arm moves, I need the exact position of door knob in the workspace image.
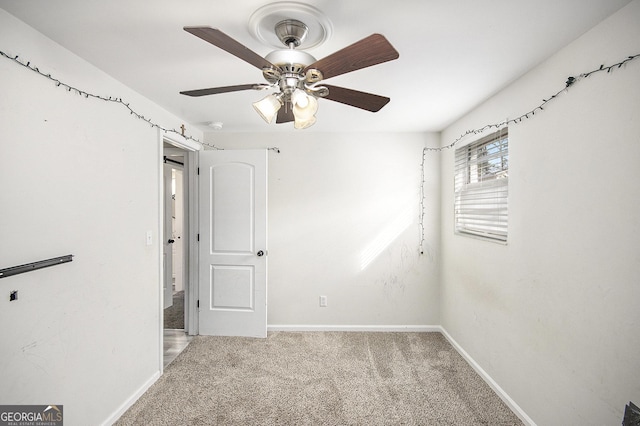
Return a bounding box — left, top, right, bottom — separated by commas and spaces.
168, 239, 175, 244
257, 250, 264, 257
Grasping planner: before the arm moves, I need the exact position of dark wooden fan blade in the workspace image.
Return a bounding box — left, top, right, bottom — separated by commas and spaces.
180, 84, 263, 97
322, 85, 390, 112
184, 26, 276, 70
304, 34, 399, 80
276, 102, 294, 123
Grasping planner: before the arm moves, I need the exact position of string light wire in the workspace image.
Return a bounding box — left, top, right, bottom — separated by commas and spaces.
3, 48, 634, 253
425, 53, 640, 153
419, 52, 639, 253
418, 150, 426, 254
0, 49, 223, 149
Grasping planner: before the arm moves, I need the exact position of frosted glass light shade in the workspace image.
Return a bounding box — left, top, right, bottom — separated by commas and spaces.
293, 95, 318, 119
291, 89, 309, 108
293, 95, 318, 129
294, 115, 317, 129
253, 94, 282, 124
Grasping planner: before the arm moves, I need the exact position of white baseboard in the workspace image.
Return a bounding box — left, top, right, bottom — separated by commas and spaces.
101, 370, 161, 426
439, 327, 536, 426
267, 324, 441, 332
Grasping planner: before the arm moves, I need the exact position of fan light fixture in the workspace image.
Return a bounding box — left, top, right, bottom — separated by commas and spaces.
253, 87, 319, 128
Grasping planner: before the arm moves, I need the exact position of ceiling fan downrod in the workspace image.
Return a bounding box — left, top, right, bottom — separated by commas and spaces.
274, 19, 308, 48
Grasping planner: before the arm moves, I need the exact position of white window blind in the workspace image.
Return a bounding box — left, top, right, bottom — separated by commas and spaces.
454, 128, 508, 242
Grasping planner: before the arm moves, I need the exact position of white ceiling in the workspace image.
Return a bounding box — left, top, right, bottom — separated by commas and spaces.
0, 0, 631, 134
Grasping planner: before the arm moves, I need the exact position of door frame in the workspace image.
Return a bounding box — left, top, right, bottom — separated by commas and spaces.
158, 132, 201, 373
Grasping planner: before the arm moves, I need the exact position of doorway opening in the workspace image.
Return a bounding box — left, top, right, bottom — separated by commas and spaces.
161, 138, 198, 369
164, 160, 185, 330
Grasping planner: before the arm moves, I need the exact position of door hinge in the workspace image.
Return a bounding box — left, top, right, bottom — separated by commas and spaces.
197, 167, 200, 175
197, 233, 200, 242
197, 300, 200, 308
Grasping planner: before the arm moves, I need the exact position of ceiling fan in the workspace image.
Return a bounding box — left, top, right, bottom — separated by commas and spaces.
180, 19, 399, 129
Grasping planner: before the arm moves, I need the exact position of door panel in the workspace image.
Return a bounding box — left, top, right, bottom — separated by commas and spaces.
199, 150, 267, 337
210, 163, 254, 253
210, 265, 254, 310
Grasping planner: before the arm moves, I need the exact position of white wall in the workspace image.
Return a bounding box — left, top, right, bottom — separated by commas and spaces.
0, 10, 202, 425
6, 1, 636, 423
439, 1, 640, 424
206, 132, 441, 327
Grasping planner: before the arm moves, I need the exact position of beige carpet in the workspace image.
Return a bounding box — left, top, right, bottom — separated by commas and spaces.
117, 332, 523, 425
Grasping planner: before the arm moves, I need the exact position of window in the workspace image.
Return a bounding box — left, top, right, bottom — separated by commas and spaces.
454, 128, 508, 242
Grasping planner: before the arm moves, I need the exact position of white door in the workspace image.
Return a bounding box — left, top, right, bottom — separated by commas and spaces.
198, 149, 267, 337
163, 163, 174, 309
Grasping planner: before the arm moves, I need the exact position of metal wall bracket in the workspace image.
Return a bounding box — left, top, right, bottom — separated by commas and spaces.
0, 255, 74, 279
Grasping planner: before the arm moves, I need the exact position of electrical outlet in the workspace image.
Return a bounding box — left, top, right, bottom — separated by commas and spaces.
319, 295, 327, 307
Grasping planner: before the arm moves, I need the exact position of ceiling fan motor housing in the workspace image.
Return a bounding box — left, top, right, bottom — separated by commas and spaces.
263, 49, 318, 95
264, 49, 316, 72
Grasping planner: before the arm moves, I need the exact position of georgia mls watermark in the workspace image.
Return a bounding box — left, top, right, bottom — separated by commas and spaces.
0, 405, 63, 426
